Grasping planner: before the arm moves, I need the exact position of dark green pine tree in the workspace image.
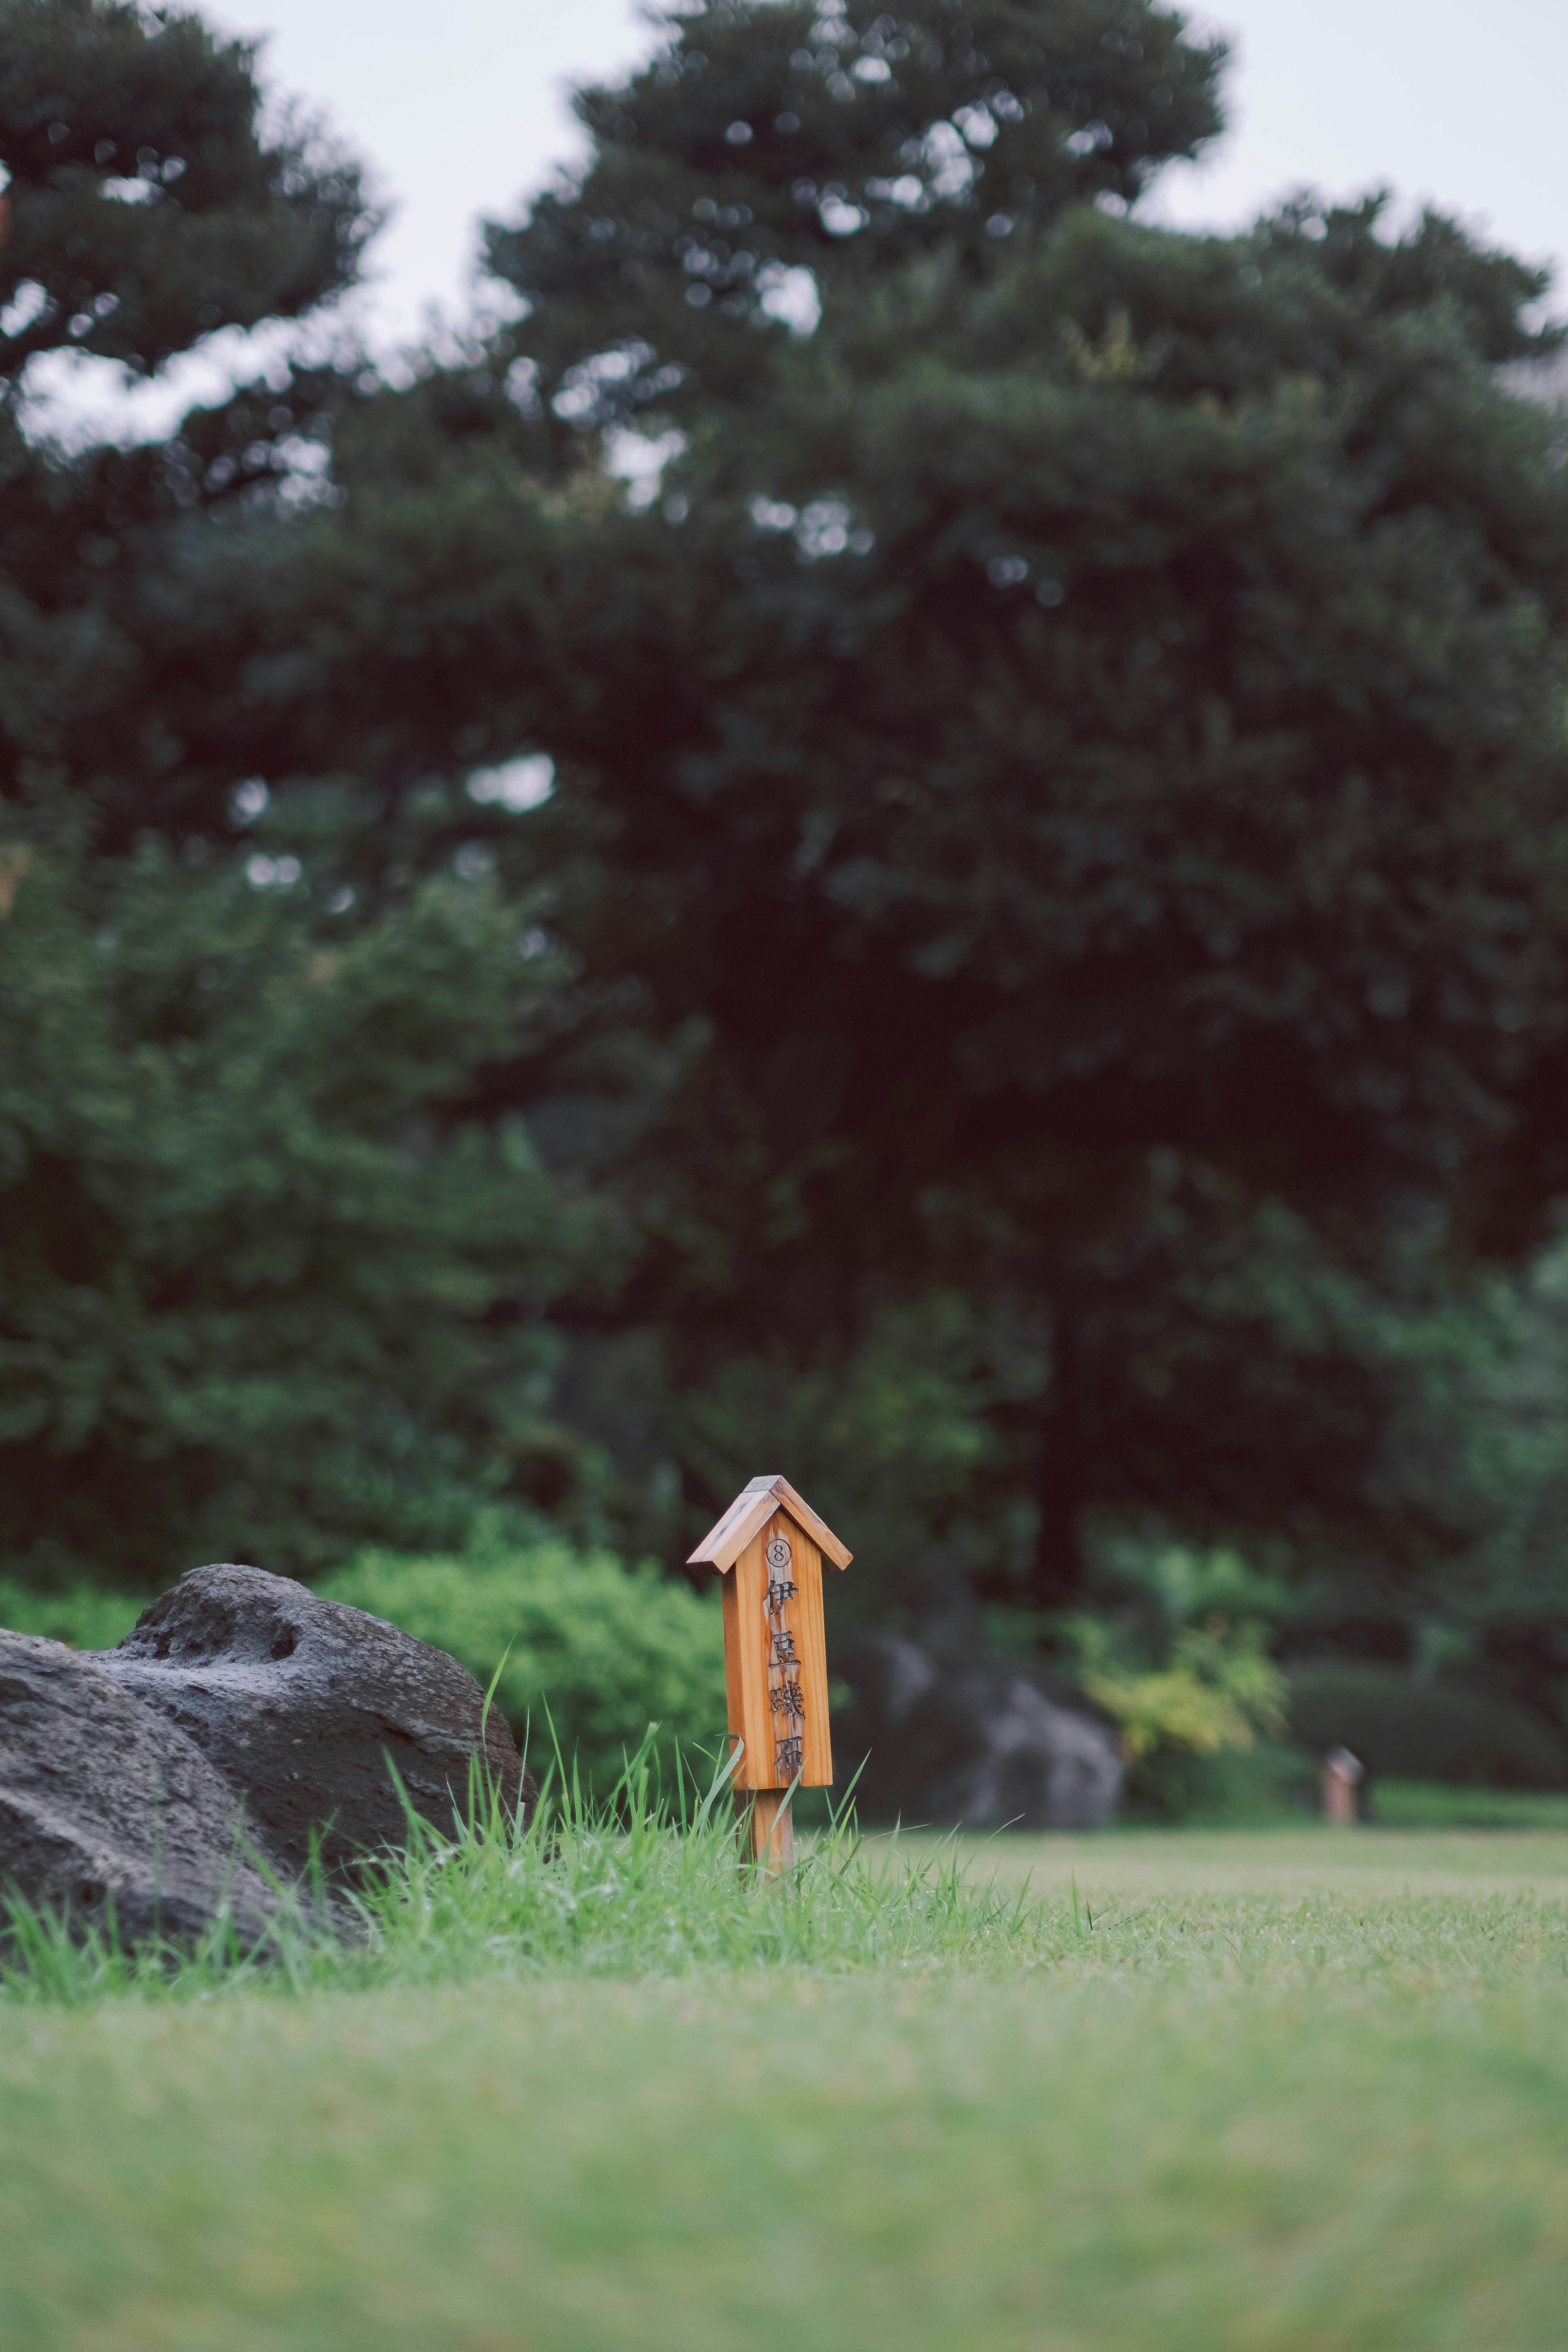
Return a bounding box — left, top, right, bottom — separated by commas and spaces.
0, 0, 367, 375
459, 0, 1568, 1613
0, 1, 606, 1586
16, 0, 1568, 1630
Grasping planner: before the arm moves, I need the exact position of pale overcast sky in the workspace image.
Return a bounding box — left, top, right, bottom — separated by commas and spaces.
31, 0, 1568, 437
210, 0, 1566, 345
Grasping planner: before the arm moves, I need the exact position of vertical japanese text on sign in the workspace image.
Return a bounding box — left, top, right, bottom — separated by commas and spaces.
764, 1530, 806, 1778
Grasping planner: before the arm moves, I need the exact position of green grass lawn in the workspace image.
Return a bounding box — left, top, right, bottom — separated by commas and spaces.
6, 1810, 1568, 2352
916, 1815, 1568, 1900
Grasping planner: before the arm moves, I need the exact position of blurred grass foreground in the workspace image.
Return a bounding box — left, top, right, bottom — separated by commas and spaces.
6, 1778, 1568, 2351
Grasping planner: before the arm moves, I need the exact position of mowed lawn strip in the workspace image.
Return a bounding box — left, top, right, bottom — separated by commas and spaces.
5, 1849, 1568, 2352
929, 1822, 1568, 1902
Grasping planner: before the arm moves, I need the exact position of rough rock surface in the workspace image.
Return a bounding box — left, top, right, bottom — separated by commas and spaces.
96, 1564, 531, 1876
0, 1631, 281, 1946
1, 1563, 535, 1943
834, 1633, 1124, 1830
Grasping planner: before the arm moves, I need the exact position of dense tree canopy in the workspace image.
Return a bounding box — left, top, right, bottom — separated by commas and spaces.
0, 0, 597, 1584
466, 0, 1568, 1607
5, 0, 1568, 1662
0, 0, 367, 381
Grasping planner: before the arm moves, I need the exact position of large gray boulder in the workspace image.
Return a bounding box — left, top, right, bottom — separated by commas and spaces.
834, 1633, 1125, 1830
0, 1632, 281, 1947
96, 1563, 530, 1877
1, 1563, 534, 1945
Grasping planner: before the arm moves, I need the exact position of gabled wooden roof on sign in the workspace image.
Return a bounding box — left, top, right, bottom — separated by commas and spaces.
687, 1474, 853, 1574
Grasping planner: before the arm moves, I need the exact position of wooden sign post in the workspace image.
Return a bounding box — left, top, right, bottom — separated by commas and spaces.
688, 1474, 852, 1876
1321, 1744, 1363, 1826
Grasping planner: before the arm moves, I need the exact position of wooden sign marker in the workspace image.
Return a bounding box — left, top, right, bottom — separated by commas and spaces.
688, 1474, 852, 1876
1322, 1744, 1363, 1826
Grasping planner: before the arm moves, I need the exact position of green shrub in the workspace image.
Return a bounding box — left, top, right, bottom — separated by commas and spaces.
1062, 1546, 1293, 1820
0, 1580, 148, 1652
1123, 1740, 1320, 1824
1287, 1666, 1568, 1788
1369, 1780, 1568, 1829
318, 1543, 727, 1796
1073, 1612, 1287, 1762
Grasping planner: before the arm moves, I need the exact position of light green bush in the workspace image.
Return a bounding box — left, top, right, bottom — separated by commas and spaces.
1056, 1545, 1292, 1820
318, 1542, 727, 1795
1074, 1614, 1287, 1762
0, 1580, 149, 1653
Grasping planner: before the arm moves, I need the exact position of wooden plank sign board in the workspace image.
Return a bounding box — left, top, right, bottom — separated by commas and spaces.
688, 1474, 852, 1873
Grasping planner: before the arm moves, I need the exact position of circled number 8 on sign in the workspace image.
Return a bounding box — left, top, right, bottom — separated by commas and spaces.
765, 1535, 793, 1574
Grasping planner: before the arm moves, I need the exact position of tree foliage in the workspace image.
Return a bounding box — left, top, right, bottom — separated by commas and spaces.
0, 2, 595, 1584
0, 828, 597, 1582
0, 0, 369, 383
6, 0, 1568, 1662
463, 0, 1568, 1607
